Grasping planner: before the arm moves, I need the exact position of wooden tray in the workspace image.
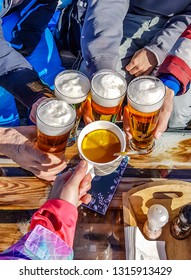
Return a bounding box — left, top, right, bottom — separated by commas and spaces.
122, 180, 191, 260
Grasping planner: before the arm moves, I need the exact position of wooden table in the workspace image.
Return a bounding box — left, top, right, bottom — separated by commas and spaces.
0, 131, 191, 259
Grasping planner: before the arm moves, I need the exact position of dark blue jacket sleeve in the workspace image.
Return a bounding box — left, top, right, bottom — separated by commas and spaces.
0, 22, 53, 108
9, 0, 59, 56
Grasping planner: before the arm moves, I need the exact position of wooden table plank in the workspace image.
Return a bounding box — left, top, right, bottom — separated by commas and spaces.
1, 132, 191, 170
0, 130, 190, 259
0, 177, 51, 210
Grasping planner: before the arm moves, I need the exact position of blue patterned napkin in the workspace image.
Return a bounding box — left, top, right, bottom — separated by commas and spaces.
83, 157, 129, 215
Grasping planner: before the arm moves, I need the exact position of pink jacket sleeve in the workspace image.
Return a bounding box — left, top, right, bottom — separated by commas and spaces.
30, 199, 78, 248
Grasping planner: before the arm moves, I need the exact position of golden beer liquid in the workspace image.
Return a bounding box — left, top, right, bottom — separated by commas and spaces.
37, 128, 70, 153
128, 103, 160, 151
91, 98, 123, 122
81, 129, 121, 163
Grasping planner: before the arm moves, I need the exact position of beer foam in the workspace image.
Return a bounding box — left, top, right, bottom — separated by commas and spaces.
128, 77, 165, 112
55, 72, 90, 104
37, 99, 76, 136
93, 73, 126, 99
92, 71, 127, 107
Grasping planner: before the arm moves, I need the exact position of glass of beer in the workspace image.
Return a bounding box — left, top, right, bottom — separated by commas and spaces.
54, 70, 90, 146
127, 76, 165, 154
85, 69, 127, 123
36, 98, 76, 153
77, 121, 126, 176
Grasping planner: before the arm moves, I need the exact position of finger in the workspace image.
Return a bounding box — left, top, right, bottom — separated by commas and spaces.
78, 193, 92, 206
30, 97, 48, 124
30, 159, 67, 174
30, 163, 68, 182
83, 115, 93, 125
66, 160, 88, 188
27, 145, 51, 163
134, 69, 149, 77
125, 61, 135, 72
154, 90, 174, 140
49, 170, 73, 198
16, 126, 37, 140
34, 171, 56, 182
154, 109, 170, 140
123, 106, 132, 140
134, 67, 155, 77
53, 170, 73, 184
128, 66, 140, 76
30, 145, 67, 165
123, 106, 130, 131
79, 175, 92, 196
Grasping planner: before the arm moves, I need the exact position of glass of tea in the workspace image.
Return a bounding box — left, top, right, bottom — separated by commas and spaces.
77, 121, 126, 176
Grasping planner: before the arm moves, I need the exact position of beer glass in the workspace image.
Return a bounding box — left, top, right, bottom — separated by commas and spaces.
77, 121, 126, 176
54, 70, 90, 146
36, 98, 76, 153
127, 76, 165, 154
86, 69, 127, 123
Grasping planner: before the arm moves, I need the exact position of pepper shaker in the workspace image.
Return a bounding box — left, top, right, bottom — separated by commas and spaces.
170, 203, 191, 240
143, 204, 169, 240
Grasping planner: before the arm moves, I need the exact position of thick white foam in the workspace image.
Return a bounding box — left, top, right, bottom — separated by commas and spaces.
127, 77, 165, 113
54, 71, 90, 104
37, 99, 76, 136
91, 71, 127, 107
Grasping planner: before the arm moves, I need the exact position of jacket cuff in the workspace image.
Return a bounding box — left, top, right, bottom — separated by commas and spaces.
144, 45, 167, 66
159, 75, 181, 95
0, 68, 54, 108
30, 199, 78, 248
158, 55, 191, 94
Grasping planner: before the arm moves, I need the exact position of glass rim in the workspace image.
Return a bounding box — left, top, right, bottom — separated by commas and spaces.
91, 69, 127, 100
36, 98, 76, 129
54, 69, 91, 100
77, 120, 126, 166
127, 76, 166, 107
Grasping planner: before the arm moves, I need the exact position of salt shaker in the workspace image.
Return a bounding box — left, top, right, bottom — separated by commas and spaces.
143, 204, 169, 240
170, 203, 191, 240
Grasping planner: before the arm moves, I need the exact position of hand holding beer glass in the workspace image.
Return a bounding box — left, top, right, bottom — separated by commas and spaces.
36, 98, 76, 154
125, 76, 165, 154
54, 70, 90, 146
83, 69, 127, 124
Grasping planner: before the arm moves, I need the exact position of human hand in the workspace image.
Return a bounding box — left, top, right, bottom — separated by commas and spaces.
154, 87, 174, 139
123, 87, 174, 141
123, 105, 132, 140
49, 160, 92, 207
0, 126, 67, 181
29, 96, 49, 124
125, 48, 157, 77
83, 96, 94, 125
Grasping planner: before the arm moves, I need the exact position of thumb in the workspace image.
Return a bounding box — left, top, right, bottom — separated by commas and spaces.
68, 160, 88, 187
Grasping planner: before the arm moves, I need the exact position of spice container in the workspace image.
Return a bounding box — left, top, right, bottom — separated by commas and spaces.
143, 204, 169, 240
170, 203, 191, 240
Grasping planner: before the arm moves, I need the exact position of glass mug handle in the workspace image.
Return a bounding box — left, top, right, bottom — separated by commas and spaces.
86, 162, 95, 179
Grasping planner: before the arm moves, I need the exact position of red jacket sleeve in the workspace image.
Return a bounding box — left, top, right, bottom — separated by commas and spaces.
30, 199, 78, 248
158, 24, 191, 94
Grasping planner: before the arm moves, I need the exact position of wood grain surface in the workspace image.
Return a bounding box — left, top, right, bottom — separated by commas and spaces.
122, 180, 191, 260
0, 131, 191, 259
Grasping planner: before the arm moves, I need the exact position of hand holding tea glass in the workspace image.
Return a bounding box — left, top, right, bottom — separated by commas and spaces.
54, 70, 90, 146
123, 76, 166, 154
